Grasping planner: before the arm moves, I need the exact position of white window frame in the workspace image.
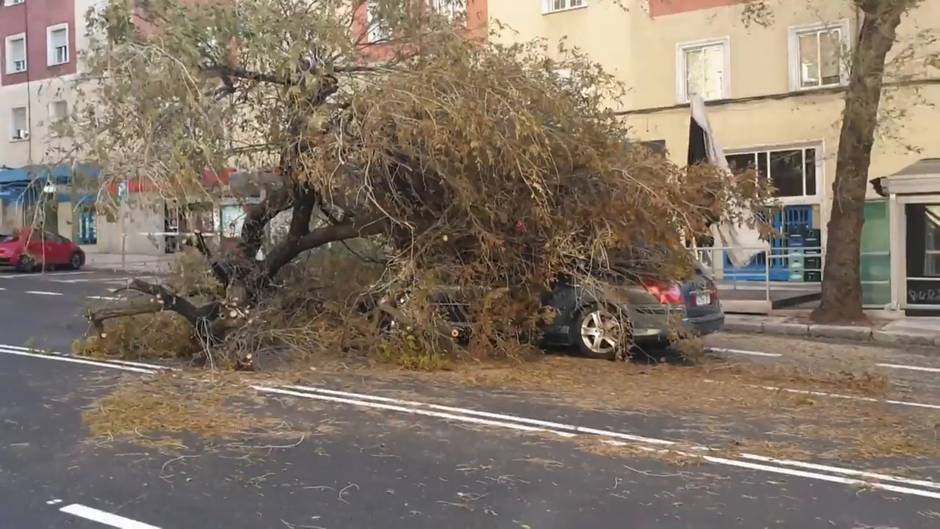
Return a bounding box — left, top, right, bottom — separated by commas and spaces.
46, 22, 70, 66
787, 20, 851, 91
3, 0, 26, 7
724, 141, 825, 205
5, 33, 27, 75
542, 0, 587, 15
675, 37, 731, 104
10, 106, 29, 142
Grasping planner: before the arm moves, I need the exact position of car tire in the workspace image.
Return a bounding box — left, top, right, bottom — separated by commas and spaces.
69, 252, 84, 270
572, 304, 630, 361
16, 255, 36, 273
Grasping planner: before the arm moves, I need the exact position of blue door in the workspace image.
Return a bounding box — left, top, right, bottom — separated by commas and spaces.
724, 205, 814, 281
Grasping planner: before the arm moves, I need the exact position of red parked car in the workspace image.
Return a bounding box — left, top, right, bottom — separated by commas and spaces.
0, 229, 85, 272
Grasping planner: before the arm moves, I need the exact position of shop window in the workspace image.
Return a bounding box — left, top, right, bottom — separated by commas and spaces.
78, 207, 97, 245
905, 203, 940, 306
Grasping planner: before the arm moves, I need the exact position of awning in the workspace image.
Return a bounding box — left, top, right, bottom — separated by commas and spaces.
0, 163, 100, 185
871, 158, 940, 196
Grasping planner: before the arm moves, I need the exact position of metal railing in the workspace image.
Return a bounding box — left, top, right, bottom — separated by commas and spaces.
692, 244, 825, 304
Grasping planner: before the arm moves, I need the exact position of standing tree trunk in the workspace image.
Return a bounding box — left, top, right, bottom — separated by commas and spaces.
813, 0, 916, 323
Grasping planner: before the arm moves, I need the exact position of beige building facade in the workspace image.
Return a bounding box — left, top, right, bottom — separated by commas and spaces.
489, 0, 940, 306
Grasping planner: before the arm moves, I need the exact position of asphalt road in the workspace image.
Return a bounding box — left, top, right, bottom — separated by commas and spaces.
1, 269, 939, 528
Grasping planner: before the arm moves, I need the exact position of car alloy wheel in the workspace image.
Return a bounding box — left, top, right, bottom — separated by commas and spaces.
578, 307, 624, 358
70, 253, 82, 270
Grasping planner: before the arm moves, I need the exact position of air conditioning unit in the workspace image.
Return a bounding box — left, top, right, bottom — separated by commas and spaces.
13, 129, 29, 140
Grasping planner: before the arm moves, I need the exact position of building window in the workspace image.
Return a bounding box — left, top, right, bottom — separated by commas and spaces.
47, 23, 70, 66
676, 38, 730, 103
3, 0, 26, 6
49, 100, 68, 134
543, 0, 586, 14
788, 21, 850, 90
727, 146, 818, 199
220, 204, 246, 238
366, 0, 389, 42
10, 107, 29, 141
5, 33, 27, 74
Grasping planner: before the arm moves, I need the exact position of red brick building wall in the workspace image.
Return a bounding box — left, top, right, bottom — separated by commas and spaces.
0, 0, 77, 86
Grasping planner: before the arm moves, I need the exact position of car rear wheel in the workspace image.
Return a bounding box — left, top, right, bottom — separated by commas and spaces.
573, 305, 629, 360
69, 252, 83, 270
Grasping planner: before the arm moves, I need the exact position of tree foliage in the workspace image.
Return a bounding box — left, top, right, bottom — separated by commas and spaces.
74, 0, 766, 361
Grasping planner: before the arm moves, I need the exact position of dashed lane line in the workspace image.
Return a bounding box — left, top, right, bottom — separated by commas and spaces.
877, 363, 940, 374
712, 347, 940, 375
703, 379, 940, 411
25, 290, 64, 296
708, 347, 783, 358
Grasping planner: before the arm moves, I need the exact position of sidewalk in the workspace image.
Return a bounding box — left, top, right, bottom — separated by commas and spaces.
724, 310, 940, 347
83, 252, 175, 274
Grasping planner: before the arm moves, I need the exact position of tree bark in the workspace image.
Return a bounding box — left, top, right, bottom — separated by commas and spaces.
813, 0, 912, 323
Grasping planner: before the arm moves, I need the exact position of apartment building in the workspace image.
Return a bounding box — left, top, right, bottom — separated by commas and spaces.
0, 0, 102, 244
488, 0, 940, 306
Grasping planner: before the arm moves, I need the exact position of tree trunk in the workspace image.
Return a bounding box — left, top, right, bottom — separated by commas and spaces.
812, 1, 912, 323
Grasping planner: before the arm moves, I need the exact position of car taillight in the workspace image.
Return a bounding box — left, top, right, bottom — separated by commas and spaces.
643, 281, 683, 305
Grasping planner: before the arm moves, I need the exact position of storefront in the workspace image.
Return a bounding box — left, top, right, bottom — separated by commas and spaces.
873, 159, 940, 313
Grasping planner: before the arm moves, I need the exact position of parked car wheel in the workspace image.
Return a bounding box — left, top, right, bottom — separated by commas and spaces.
69, 252, 84, 270
16, 255, 36, 273
572, 304, 629, 360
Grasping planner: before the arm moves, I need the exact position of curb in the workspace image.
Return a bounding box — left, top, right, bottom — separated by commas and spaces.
724, 317, 940, 347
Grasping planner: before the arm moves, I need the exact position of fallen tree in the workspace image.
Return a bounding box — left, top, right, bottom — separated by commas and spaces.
74, 0, 767, 364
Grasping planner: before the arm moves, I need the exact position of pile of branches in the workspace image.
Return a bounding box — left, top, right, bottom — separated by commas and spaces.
74, 0, 767, 366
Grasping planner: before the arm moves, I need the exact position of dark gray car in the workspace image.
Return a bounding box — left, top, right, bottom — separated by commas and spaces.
368, 264, 723, 360
539, 266, 723, 359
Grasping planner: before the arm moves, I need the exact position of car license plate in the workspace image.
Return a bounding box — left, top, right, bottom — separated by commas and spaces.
695, 292, 711, 306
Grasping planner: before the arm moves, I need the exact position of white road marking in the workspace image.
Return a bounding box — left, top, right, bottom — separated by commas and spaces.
46, 499, 63, 505
738, 453, 940, 491
60, 504, 161, 529
0, 347, 157, 374
25, 290, 64, 296
709, 347, 783, 358
703, 379, 940, 411
877, 363, 940, 374
256, 384, 940, 499
0, 344, 172, 372
50, 279, 92, 284
87, 295, 121, 301
5, 343, 938, 500
280, 384, 675, 446
697, 453, 940, 500
1, 271, 93, 279
255, 385, 573, 437
0, 287, 5, 291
